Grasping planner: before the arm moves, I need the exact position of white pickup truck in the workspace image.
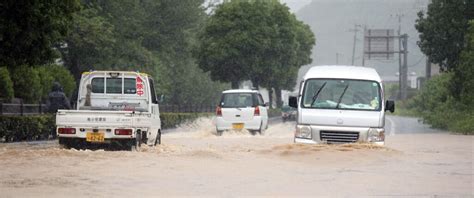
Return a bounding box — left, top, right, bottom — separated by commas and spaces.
55, 71, 161, 150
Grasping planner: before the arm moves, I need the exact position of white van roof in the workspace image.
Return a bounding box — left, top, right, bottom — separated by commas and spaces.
222, 89, 259, 94
303, 65, 382, 82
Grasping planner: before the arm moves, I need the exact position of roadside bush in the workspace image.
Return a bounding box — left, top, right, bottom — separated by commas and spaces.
451, 112, 474, 134
46, 65, 76, 98
408, 73, 453, 113
11, 65, 42, 103
0, 115, 55, 142
0, 67, 14, 101
407, 73, 473, 134
36, 67, 55, 100
36, 65, 76, 99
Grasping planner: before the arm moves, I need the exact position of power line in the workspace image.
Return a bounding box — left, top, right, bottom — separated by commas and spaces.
408, 56, 425, 67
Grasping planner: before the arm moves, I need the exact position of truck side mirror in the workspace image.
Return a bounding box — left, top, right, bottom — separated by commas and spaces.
289, 96, 298, 108
385, 100, 395, 113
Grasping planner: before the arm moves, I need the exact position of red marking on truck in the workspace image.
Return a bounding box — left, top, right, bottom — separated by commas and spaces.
136, 76, 144, 96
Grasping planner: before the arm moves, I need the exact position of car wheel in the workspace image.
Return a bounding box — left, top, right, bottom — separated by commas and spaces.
154, 130, 161, 146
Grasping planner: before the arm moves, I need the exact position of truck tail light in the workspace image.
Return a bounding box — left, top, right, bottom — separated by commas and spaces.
216, 106, 222, 117
115, 129, 132, 135
254, 106, 260, 116
58, 128, 76, 134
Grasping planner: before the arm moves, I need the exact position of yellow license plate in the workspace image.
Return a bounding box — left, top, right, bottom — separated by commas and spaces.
232, 123, 244, 130
86, 132, 105, 142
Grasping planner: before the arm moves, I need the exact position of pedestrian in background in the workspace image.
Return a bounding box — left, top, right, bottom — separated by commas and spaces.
47, 82, 71, 113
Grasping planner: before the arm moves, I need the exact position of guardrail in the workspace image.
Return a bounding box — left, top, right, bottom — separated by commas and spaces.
159, 104, 217, 113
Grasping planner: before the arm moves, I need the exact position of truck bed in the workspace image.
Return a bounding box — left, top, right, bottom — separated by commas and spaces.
56, 110, 153, 128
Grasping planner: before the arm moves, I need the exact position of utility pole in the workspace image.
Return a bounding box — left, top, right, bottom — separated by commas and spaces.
349, 24, 362, 65
362, 25, 367, 66
400, 34, 409, 100
394, 14, 407, 100
336, 53, 341, 64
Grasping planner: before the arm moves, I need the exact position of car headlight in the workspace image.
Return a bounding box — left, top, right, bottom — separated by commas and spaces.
295, 125, 312, 139
368, 128, 384, 142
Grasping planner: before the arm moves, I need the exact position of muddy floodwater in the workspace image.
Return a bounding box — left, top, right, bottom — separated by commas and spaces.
0, 117, 473, 197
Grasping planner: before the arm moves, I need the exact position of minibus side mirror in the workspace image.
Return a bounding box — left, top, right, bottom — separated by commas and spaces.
289, 96, 298, 108
385, 100, 395, 113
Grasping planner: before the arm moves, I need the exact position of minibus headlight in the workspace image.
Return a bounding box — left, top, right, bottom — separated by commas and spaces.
368, 128, 384, 142
295, 125, 312, 139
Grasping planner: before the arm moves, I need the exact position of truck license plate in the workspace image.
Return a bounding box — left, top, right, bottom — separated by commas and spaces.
86, 132, 105, 142
232, 123, 244, 130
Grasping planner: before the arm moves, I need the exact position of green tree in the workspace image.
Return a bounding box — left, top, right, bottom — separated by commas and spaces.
0, 67, 14, 101
455, 20, 474, 106
0, 0, 80, 68
59, 4, 116, 80
11, 65, 41, 103
36, 67, 54, 100
196, 0, 315, 107
61, 0, 227, 105
196, 1, 265, 88
269, 16, 315, 107
415, 0, 472, 72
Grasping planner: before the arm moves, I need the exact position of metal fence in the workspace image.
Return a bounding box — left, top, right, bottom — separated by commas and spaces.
159, 104, 217, 113
0, 103, 216, 116
0, 103, 47, 116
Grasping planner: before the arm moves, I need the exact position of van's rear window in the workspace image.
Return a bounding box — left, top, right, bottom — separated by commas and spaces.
220, 93, 256, 108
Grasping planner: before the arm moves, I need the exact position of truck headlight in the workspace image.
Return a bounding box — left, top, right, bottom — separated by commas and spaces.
368, 128, 384, 142
295, 125, 312, 139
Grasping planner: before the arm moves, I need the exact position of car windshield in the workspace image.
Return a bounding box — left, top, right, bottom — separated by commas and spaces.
220, 93, 255, 108
302, 79, 381, 111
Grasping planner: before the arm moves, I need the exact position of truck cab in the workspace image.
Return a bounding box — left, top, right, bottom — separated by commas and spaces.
56, 71, 161, 150
289, 66, 395, 145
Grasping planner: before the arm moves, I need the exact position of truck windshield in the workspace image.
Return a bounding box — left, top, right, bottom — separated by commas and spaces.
302, 79, 381, 111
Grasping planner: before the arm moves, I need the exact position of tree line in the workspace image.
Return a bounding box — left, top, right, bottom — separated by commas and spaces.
195, 0, 315, 107
407, 0, 474, 133
0, 0, 314, 107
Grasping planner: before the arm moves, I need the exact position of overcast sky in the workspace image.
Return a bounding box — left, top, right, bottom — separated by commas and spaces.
280, 0, 313, 13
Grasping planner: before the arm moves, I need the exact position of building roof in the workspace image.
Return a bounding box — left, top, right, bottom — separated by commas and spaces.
303, 65, 382, 82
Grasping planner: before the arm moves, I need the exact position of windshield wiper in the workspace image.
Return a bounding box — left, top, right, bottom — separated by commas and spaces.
336, 84, 349, 109
310, 82, 327, 107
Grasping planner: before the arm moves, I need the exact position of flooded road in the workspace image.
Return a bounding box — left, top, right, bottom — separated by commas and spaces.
0, 116, 472, 197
